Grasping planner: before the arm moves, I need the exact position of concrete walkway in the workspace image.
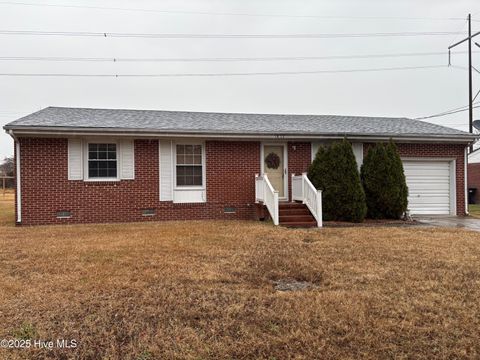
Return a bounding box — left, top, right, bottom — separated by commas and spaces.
414, 216, 480, 232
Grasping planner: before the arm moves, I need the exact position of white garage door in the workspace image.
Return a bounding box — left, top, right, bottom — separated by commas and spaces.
402, 160, 453, 215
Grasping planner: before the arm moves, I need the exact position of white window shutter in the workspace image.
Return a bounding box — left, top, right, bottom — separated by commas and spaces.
68, 138, 83, 180
311, 142, 320, 161
120, 140, 135, 180
159, 140, 173, 201
352, 143, 364, 170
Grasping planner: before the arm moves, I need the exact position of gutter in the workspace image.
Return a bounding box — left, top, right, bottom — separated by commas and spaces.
8, 130, 21, 224
4, 127, 478, 143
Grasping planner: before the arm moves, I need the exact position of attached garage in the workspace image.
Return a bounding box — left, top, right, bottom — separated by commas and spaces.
402, 159, 455, 215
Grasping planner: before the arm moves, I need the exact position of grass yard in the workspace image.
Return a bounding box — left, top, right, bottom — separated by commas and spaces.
1, 198, 480, 359
468, 204, 480, 218
0, 189, 14, 226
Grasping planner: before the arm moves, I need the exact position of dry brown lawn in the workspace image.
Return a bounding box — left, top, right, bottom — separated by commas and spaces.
0, 190, 14, 226
0, 198, 480, 359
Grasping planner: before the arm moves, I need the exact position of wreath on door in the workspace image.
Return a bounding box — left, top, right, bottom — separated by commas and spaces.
265, 152, 281, 169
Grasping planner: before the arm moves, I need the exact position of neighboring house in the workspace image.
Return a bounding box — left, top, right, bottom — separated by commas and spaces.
3, 107, 476, 226
467, 148, 480, 203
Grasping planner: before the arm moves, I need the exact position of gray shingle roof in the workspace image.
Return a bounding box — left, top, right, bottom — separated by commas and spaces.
3, 106, 475, 140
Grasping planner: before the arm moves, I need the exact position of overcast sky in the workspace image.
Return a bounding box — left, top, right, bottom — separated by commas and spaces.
0, 0, 479, 159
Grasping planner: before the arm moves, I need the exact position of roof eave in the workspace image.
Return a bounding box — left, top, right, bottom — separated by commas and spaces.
4, 125, 477, 143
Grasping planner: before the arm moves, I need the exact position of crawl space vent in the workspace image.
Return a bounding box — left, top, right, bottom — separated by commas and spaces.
56, 210, 72, 219
142, 209, 156, 216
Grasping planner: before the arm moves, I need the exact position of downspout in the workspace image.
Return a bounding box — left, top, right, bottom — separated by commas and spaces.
465, 146, 469, 216
8, 130, 21, 224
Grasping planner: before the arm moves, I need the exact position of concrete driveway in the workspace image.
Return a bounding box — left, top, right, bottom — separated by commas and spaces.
414, 216, 480, 232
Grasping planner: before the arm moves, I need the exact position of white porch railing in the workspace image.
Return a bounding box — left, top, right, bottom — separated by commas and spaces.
255, 173, 279, 225
291, 173, 323, 227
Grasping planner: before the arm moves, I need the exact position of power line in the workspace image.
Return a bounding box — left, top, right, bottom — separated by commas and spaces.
0, 64, 446, 78
0, 30, 465, 39
415, 104, 478, 120
414, 102, 480, 120
0, 1, 469, 20
0, 51, 474, 63
428, 122, 470, 126
448, 17, 469, 47
415, 103, 479, 120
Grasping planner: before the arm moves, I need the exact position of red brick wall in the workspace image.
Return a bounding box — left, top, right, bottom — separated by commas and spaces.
16, 138, 468, 225
17, 138, 261, 225
205, 141, 260, 219
287, 142, 311, 199
364, 142, 467, 215
467, 163, 480, 203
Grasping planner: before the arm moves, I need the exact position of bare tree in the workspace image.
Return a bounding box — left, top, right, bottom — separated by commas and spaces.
0, 156, 14, 176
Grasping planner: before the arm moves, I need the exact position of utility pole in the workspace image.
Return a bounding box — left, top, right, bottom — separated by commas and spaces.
448, 13, 480, 151
468, 13, 473, 136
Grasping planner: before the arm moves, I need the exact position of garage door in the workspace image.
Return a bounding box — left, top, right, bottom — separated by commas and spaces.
402, 160, 452, 215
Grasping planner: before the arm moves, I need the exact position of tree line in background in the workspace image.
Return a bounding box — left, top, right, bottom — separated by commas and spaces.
0, 156, 14, 188
308, 140, 408, 223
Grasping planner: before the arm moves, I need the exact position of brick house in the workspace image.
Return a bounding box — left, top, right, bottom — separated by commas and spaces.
3, 107, 476, 226
467, 149, 480, 204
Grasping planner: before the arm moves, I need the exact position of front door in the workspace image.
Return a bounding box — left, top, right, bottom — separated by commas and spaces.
263, 145, 286, 199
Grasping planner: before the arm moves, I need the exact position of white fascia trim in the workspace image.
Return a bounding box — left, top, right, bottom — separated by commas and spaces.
6, 129, 477, 143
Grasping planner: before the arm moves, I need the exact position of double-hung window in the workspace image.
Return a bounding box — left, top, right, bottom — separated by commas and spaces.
175, 144, 203, 187
87, 143, 118, 179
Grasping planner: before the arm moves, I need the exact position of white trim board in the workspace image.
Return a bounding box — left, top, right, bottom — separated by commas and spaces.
82, 140, 121, 182
8, 129, 476, 143
401, 157, 457, 216
172, 141, 206, 203
159, 140, 207, 203
260, 142, 288, 201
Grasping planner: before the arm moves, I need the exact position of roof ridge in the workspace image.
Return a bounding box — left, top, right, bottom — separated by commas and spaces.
44, 106, 411, 120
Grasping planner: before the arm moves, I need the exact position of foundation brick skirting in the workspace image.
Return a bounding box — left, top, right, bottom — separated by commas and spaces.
16, 138, 467, 225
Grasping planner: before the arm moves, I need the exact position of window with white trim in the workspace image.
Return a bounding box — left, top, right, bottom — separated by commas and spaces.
87, 143, 118, 178
175, 144, 203, 186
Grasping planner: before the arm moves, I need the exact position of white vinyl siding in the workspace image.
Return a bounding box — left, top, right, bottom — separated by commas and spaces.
159, 140, 173, 201
403, 160, 454, 215
68, 139, 83, 180
120, 139, 135, 180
